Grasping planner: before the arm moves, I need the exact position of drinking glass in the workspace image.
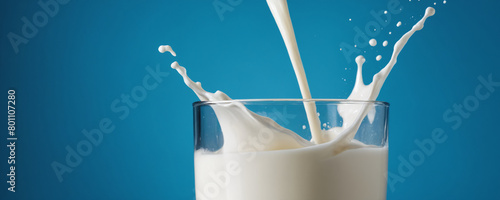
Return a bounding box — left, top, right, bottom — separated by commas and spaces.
193, 99, 389, 200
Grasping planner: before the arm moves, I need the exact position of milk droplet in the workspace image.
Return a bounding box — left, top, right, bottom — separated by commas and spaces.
158, 45, 177, 56
434, 2, 437, 5
369, 39, 377, 46
302, 125, 306, 130
384, 10, 388, 14
340, 48, 342, 51
349, 18, 352, 21
376, 55, 382, 61
443, 0, 446, 4
396, 21, 402, 27
322, 123, 327, 128
426, 7, 436, 16
355, 55, 366, 64
389, 32, 392, 34
383, 40, 388, 47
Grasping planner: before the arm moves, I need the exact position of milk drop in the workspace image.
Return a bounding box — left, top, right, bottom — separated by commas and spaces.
158, 45, 176, 56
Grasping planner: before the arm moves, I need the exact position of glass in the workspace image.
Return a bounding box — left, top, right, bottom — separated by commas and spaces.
193, 99, 389, 200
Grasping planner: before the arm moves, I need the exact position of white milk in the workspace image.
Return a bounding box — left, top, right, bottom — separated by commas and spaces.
160, 2, 435, 199
195, 145, 387, 200
266, 0, 323, 144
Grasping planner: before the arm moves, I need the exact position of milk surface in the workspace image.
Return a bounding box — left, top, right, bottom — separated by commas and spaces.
195, 145, 388, 200
159, 2, 435, 199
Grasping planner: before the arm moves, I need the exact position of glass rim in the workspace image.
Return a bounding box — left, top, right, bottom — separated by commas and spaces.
193, 99, 389, 107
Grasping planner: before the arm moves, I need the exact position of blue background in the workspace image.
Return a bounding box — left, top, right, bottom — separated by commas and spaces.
1, 0, 499, 199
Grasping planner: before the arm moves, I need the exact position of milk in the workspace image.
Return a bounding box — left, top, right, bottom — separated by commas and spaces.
195, 145, 388, 200
266, 0, 323, 143
159, 2, 435, 199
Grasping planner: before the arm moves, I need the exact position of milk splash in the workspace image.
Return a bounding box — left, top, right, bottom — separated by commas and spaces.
160, 5, 436, 153
168, 61, 312, 153
160, 5, 435, 200
327, 7, 435, 150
